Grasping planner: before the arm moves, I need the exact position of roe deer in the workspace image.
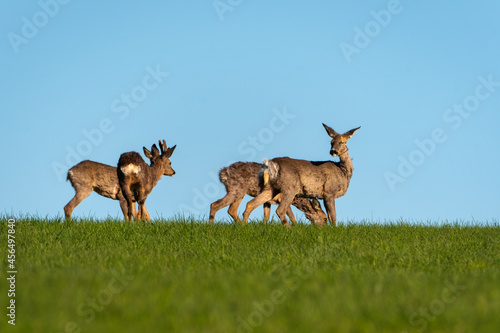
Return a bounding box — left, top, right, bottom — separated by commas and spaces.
242, 124, 360, 227
64, 152, 157, 219
64, 161, 128, 220
117, 140, 176, 221
209, 162, 327, 225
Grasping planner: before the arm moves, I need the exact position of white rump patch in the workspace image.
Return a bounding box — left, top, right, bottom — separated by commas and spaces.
262, 158, 279, 181
121, 164, 141, 176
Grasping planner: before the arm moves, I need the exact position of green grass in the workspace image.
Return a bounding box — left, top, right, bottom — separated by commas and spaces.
1, 217, 499, 332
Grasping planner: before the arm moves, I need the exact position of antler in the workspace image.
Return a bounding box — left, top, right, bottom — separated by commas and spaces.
158, 139, 167, 155
157, 139, 176, 157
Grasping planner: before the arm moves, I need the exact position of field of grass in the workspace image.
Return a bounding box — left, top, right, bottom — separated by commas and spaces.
1, 217, 499, 333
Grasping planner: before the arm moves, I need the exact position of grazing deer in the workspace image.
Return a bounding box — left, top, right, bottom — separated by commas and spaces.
64, 160, 129, 220
117, 140, 176, 221
242, 124, 360, 227
209, 162, 327, 225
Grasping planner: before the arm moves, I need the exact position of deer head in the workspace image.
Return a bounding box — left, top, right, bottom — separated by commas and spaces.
303, 198, 328, 225
143, 140, 176, 176
323, 124, 360, 157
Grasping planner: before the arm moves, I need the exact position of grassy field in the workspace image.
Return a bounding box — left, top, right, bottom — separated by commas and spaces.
1, 217, 499, 333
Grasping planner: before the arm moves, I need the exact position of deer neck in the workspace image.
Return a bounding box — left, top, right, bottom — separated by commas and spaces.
147, 163, 164, 190
337, 150, 354, 179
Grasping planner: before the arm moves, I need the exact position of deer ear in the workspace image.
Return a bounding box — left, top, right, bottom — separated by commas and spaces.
323, 123, 338, 138
143, 147, 153, 159
164, 145, 176, 158
310, 198, 322, 210
151, 144, 160, 157
344, 126, 361, 139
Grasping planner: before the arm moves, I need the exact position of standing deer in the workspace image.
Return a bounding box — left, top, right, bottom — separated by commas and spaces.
209, 162, 327, 225
117, 140, 176, 221
242, 124, 360, 227
64, 161, 128, 220
64, 153, 157, 220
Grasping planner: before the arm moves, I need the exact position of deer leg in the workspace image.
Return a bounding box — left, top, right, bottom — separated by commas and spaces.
130, 202, 138, 221
311, 198, 327, 226
228, 194, 244, 222
276, 192, 295, 228
120, 183, 136, 221
285, 207, 297, 225
64, 186, 92, 220
138, 202, 151, 222
281, 193, 297, 225
263, 202, 271, 224
123, 199, 135, 221
272, 192, 297, 224
324, 197, 337, 227
137, 204, 142, 220
209, 192, 237, 224
116, 192, 129, 220
268, 192, 282, 206
137, 203, 143, 221
242, 189, 273, 222
123, 197, 135, 221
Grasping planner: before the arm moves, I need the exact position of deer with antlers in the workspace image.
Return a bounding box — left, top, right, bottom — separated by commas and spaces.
242, 124, 360, 227
64, 149, 158, 220
117, 140, 176, 221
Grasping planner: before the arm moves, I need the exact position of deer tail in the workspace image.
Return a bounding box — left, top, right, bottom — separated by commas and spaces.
263, 168, 270, 185
219, 167, 229, 184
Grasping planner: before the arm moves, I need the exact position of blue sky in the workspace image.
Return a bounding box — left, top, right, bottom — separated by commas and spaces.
1, 0, 499, 223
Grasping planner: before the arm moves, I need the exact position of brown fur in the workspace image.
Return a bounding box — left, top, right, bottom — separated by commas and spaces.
209, 162, 327, 225
117, 140, 176, 221
242, 124, 360, 227
64, 160, 128, 220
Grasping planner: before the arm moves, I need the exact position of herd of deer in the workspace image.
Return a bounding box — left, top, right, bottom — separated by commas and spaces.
64, 123, 360, 227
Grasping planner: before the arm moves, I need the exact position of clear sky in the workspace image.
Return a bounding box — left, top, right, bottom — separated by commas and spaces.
1, 0, 499, 223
